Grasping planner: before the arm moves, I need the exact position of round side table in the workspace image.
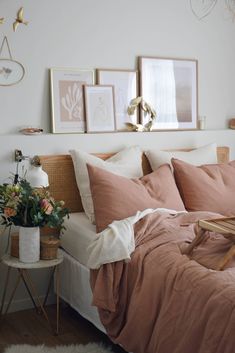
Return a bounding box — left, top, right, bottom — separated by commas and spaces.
0, 254, 63, 335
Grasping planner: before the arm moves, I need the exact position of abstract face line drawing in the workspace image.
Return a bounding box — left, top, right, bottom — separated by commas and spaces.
190, 0, 218, 20
190, 0, 235, 21
84, 85, 116, 132
93, 96, 109, 124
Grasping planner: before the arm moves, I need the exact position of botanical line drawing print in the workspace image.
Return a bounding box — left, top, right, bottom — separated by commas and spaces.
59, 81, 84, 122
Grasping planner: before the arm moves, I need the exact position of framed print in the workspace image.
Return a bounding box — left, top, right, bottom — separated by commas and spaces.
84, 85, 116, 133
139, 57, 198, 130
97, 69, 138, 131
50, 68, 94, 133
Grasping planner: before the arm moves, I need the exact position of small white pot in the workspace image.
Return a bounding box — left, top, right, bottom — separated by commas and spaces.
19, 226, 40, 263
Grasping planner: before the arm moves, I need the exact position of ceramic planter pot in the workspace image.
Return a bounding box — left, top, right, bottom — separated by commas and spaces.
19, 226, 40, 263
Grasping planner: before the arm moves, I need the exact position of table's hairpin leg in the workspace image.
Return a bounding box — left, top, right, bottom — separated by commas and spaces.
43, 266, 56, 308
0, 267, 11, 315
55, 264, 60, 335
18, 269, 38, 312
2, 272, 21, 316
22, 269, 52, 331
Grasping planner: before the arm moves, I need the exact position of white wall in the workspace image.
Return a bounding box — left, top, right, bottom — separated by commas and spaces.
1, 0, 235, 311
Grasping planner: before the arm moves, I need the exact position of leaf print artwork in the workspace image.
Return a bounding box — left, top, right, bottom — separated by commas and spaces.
50, 68, 94, 133
59, 81, 85, 122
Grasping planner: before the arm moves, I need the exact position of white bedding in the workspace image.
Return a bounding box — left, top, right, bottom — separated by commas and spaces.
58, 248, 105, 333
60, 212, 96, 266
61, 209, 187, 269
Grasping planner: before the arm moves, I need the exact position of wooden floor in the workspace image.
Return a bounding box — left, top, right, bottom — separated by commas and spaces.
0, 304, 127, 353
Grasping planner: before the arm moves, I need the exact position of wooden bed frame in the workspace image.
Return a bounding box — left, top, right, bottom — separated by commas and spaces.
39, 147, 230, 213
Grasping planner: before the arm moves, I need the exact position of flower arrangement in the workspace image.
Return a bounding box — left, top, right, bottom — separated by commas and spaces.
126, 96, 157, 132
0, 178, 69, 232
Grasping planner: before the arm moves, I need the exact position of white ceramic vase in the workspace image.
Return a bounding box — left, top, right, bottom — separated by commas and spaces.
19, 226, 40, 263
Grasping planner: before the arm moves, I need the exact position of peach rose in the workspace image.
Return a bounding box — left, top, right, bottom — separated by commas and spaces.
4, 207, 16, 218
40, 199, 53, 215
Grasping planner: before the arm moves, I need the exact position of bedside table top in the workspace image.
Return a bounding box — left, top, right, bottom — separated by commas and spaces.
1, 254, 63, 269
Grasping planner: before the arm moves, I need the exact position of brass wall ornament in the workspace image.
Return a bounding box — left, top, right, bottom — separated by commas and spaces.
13, 7, 28, 32
126, 96, 156, 132
0, 36, 25, 86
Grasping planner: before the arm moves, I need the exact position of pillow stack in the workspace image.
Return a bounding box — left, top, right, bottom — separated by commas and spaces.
145, 143, 218, 170
172, 159, 235, 216
70, 143, 234, 232
70, 146, 143, 223
87, 163, 185, 233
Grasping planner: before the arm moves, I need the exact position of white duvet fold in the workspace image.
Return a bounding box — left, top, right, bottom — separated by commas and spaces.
87, 208, 187, 269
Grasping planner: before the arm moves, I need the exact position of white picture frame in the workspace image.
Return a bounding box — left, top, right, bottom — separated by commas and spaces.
50, 67, 94, 133
97, 69, 138, 131
139, 57, 198, 130
84, 85, 116, 133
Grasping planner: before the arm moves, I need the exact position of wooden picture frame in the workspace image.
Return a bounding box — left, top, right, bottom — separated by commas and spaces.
97, 69, 138, 131
139, 57, 198, 130
84, 85, 116, 133
50, 68, 94, 134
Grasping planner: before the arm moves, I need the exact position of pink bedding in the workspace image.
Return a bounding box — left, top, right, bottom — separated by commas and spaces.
90, 211, 235, 353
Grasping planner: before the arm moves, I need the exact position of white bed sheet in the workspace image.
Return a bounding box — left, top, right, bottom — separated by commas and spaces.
61, 212, 96, 266
58, 248, 105, 333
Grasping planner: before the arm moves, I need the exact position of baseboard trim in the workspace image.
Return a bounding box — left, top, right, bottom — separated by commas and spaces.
1, 293, 56, 313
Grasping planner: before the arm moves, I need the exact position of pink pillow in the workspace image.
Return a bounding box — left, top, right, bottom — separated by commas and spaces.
87, 163, 185, 233
172, 159, 235, 215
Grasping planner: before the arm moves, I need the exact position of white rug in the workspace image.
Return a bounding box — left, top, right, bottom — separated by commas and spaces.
4, 342, 115, 353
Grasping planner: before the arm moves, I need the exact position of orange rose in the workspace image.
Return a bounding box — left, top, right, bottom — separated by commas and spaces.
4, 207, 16, 217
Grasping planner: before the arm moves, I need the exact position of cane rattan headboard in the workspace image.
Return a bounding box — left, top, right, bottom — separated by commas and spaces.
39, 146, 229, 213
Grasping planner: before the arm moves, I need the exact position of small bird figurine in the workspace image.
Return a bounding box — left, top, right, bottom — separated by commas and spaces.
0, 18, 4, 25
13, 7, 28, 32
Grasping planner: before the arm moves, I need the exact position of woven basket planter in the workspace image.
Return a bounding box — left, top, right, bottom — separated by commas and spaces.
10, 233, 19, 258
40, 236, 60, 260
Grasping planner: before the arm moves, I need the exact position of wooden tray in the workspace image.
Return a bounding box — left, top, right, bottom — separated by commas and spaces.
199, 217, 235, 240
184, 216, 235, 270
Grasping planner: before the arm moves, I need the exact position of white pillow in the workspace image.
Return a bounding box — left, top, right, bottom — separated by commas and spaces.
145, 143, 218, 170
70, 146, 143, 223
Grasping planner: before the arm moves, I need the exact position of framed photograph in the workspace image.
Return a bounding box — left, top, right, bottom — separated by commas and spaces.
139, 57, 198, 130
50, 68, 94, 133
84, 85, 116, 133
97, 69, 138, 131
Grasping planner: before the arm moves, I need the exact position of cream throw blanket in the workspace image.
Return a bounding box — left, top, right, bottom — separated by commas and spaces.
87, 208, 187, 269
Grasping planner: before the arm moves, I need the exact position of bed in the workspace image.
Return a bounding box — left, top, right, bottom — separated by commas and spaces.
39, 145, 235, 353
